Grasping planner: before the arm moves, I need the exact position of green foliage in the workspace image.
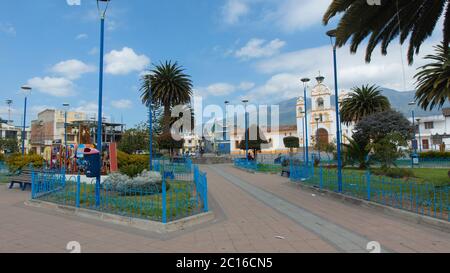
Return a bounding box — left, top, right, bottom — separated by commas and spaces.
371, 133, 408, 169
140, 61, 193, 134
415, 43, 450, 110
323, 1, 449, 64
340, 84, 391, 125
0, 138, 19, 154
238, 125, 268, 159
342, 137, 371, 169
353, 110, 412, 143
117, 151, 149, 178
419, 151, 450, 159
372, 168, 415, 180
283, 136, 299, 149
5, 153, 44, 173
157, 133, 185, 151
118, 122, 150, 155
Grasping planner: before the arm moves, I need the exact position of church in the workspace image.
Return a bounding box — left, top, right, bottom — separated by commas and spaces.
296, 75, 353, 150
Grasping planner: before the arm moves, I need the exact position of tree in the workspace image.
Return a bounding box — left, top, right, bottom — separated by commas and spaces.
342, 137, 371, 169
157, 132, 184, 157
415, 43, 450, 110
140, 61, 193, 135
238, 125, 268, 160
323, 0, 450, 64
353, 110, 413, 143
340, 85, 391, 125
118, 122, 150, 154
372, 132, 408, 169
283, 136, 299, 156
0, 138, 19, 154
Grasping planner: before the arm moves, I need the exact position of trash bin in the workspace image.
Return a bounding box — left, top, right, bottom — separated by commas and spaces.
83, 148, 100, 178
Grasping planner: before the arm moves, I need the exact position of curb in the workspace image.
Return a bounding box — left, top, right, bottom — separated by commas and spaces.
290, 181, 450, 233
24, 200, 215, 234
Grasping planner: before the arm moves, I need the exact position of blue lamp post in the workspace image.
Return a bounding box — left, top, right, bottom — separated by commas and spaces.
95, 0, 110, 207
20, 85, 32, 156
301, 78, 310, 166
300, 110, 306, 162
409, 101, 418, 168
242, 99, 249, 162
327, 29, 343, 193
224, 101, 229, 142
416, 118, 422, 153
63, 103, 70, 171
149, 89, 153, 171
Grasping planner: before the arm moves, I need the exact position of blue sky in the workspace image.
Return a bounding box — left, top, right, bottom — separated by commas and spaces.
0, 0, 444, 128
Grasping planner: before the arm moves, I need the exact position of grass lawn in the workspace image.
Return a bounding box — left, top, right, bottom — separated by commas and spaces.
38, 180, 203, 222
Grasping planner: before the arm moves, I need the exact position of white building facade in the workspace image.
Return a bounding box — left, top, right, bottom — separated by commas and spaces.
410, 109, 450, 151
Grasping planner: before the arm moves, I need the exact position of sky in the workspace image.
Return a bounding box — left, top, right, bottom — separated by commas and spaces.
0, 0, 445, 128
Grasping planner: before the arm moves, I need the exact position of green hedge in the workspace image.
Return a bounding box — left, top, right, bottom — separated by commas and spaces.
419, 151, 450, 159
117, 151, 149, 178
5, 153, 44, 173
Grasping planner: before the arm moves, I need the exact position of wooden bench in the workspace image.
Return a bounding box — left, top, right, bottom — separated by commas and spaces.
9, 169, 32, 191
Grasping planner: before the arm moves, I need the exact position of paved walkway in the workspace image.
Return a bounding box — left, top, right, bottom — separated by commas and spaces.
0, 165, 448, 253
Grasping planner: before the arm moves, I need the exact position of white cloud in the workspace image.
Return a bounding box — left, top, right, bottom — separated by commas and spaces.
74, 101, 98, 115
235, 38, 286, 59
105, 47, 150, 75
269, 0, 331, 32
245, 39, 443, 104
111, 99, 132, 109
195, 81, 255, 98
51, 59, 96, 80
75, 33, 88, 40
222, 0, 249, 25
27, 77, 75, 97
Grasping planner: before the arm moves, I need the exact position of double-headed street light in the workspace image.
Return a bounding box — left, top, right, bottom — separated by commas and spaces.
326, 29, 343, 193
20, 85, 32, 156
300, 78, 310, 166
242, 99, 249, 162
95, 0, 111, 207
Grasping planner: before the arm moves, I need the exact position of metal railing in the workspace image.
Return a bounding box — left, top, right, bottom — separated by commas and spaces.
289, 165, 449, 222
31, 161, 208, 223
234, 158, 282, 173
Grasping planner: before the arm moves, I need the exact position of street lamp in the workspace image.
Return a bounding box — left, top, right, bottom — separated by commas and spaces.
5, 100, 12, 124
301, 78, 310, 166
416, 118, 422, 153
224, 101, 230, 142
315, 117, 321, 161
242, 99, 249, 162
20, 85, 32, 156
63, 103, 70, 171
95, 0, 111, 207
408, 101, 418, 167
327, 29, 343, 193
300, 110, 306, 162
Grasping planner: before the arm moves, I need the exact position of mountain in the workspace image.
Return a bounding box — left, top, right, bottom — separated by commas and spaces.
277, 88, 450, 126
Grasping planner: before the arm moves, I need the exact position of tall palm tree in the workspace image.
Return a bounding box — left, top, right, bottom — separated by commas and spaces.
140, 61, 193, 134
415, 43, 450, 110
323, 0, 450, 64
340, 85, 391, 125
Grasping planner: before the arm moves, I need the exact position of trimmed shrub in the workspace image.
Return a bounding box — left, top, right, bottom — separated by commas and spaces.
103, 170, 168, 195
5, 153, 44, 173
372, 168, 414, 179
419, 151, 450, 159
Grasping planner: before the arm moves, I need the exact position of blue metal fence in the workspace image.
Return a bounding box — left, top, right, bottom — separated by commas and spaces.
289, 165, 449, 222
234, 158, 282, 173
31, 161, 208, 223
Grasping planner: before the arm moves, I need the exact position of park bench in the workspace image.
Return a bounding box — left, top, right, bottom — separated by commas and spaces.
9, 169, 33, 191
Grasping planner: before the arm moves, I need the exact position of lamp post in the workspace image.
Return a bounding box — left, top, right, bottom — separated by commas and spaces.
300, 110, 306, 162
315, 117, 321, 161
327, 29, 343, 193
416, 118, 422, 153
63, 103, 70, 170
408, 101, 417, 168
301, 78, 310, 166
95, 0, 110, 207
5, 100, 12, 124
242, 99, 249, 162
224, 101, 229, 142
20, 85, 32, 156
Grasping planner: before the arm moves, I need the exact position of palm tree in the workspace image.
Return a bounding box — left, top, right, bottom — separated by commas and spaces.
415, 43, 450, 110
342, 137, 371, 170
340, 85, 391, 125
323, 0, 450, 64
140, 61, 193, 134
